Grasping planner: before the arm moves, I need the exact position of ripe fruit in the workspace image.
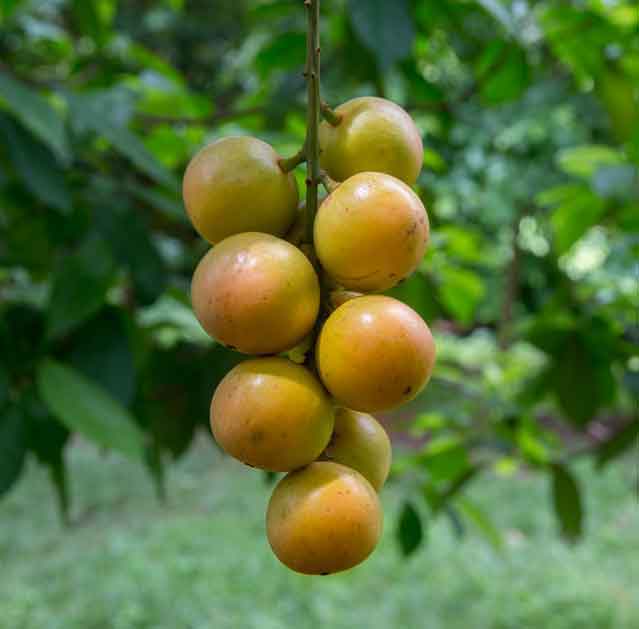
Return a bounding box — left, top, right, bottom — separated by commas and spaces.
316, 295, 436, 412
211, 358, 334, 472
183, 136, 299, 244
191, 232, 320, 355
321, 408, 392, 491
314, 172, 429, 291
319, 97, 424, 184
266, 462, 382, 575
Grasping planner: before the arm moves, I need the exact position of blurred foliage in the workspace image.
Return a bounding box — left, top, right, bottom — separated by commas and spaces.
0, 0, 638, 553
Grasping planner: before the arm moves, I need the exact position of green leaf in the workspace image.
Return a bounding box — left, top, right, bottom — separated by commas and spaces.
37, 359, 145, 459
397, 501, 424, 557
438, 266, 485, 325
68, 309, 137, 407
68, 90, 177, 189
23, 392, 69, 466
475, 0, 515, 34
256, 32, 306, 77
457, 497, 504, 551
476, 40, 529, 105
94, 205, 167, 306
557, 145, 623, 178
552, 334, 614, 425
0, 114, 71, 213
597, 419, 639, 468
551, 464, 583, 542
347, 0, 415, 71
47, 238, 116, 339
0, 72, 70, 162
419, 437, 470, 482
542, 184, 606, 254
0, 406, 27, 498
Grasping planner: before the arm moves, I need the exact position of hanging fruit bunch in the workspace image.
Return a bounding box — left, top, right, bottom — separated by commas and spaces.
182, 0, 435, 576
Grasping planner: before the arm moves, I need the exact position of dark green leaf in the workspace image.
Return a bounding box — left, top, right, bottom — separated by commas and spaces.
0, 406, 27, 498
256, 32, 306, 77
397, 501, 424, 556
0, 305, 46, 375
68, 309, 136, 407
551, 464, 583, 542
68, 90, 177, 189
419, 437, 470, 482
597, 419, 639, 468
476, 40, 529, 105
37, 359, 145, 459
347, 0, 415, 71
23, 392, 69, 466
47, 238, 116, 339
0, 72, 70, 162
552, 334, 614, 425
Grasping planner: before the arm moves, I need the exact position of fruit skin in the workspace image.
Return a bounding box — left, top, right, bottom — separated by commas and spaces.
319, 97, 424, 185
314, 172, 429, 292
316, 295, 436, 412
266, 462, 382, 575
191, 232, 320, 355
322, 408, 392, 491
183, 136, 299, 244
211, 358, 334, 472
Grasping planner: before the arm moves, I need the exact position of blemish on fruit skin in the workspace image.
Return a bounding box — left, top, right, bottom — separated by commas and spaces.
403, 386, 412, 395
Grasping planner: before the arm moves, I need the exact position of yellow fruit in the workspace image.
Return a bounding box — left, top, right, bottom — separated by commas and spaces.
314, 172, 429, 291
322, 408, 392, 491
316, 295, 436, 412
191, 233, 320, 355
210, 358, 334, 472
183, 136, 298, 244
266, 462, 382, 575
319, 97, 424, 184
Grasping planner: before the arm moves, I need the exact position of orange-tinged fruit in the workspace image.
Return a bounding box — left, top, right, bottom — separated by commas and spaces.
322, 408, 392, 491
191, 233, 320, 355
314, 172, 429, 291
183, 136, 298, 244
319, 97, 424, 184
211, 358, 334, 472
266, 462, 382, 575
316, 295, 436, 412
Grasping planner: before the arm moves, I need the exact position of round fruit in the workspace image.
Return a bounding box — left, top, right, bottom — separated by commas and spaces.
314, 172, 429, 291
266, 462, 382, 575
191, 232, 320, 355
211, 358, 334, 472
183, 136, 298, 244
316, 296, 436, 412
322, 408, 392, 491
319, 97, 424, 184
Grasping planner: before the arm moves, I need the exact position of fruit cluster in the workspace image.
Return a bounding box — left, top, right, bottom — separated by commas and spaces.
183, 97, 436, 575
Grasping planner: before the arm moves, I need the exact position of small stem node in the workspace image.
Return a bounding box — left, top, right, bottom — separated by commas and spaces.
320, 101, 342, 126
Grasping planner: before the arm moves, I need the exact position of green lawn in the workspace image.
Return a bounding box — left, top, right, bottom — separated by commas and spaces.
1, 438, 637, 629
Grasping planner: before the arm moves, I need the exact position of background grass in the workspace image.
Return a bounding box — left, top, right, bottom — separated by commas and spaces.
1, 438, 637, 629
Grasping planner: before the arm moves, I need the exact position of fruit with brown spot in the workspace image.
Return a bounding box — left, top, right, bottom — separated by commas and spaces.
211, 358, 335, 472
319, 97, 423, 184
191, 232, 320, 355
183, 136, 298, 244
266, 462, 382, 575
322, 408, 391, 491
314, 172, 429, 292
316, 295, 436, 412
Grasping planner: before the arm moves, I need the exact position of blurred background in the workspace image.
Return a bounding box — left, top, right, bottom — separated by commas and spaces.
0, 1, 638, 627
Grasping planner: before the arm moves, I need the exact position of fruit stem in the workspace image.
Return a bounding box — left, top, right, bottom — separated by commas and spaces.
303, 0, 321, 244
320, 100, 342, 126
319, 170, 339, 193
278, 145, 307, 173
